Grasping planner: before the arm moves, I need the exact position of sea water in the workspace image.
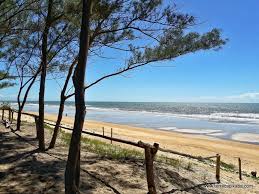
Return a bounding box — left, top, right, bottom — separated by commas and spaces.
9, 101, 259, 144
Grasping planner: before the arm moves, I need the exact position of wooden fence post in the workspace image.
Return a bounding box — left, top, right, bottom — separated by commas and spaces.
11, 111, 14, 123
216, 154, 221, 183
8, 108, 11, 121
144, 143, 159, 194
111, 128, 113, 144
102, 127, 104, 136
238, 158, 242, 180
2, 109, 4, 120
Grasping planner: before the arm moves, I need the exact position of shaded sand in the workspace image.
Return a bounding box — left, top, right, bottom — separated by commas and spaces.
1, 122, 259, 193
8, 111, 259, 173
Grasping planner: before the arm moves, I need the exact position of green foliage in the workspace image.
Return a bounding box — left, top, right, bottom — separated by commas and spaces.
0, 102, 11, 109
0, 0, 80, 81
85, 0, 227, 71
129, 29, 226, 66
1, 0, 227, 94
0, 70, 15, 89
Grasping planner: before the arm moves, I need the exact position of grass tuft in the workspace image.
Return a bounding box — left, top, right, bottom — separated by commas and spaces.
156, 155, 181, 168
185, 161, 193, 171
60, 129, 144, 161
220, 161, 235, 171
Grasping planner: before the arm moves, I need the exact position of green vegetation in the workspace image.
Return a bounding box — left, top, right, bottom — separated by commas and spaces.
156, 155, 182, 169
44, 123, 53, 130
60, 128, 144, 161
0, 71, 15, 89
205, 158, 236, 172
45, 124, 252, 178
220, 161, 236, 171
185, 161, 194, 171
44, 124, 184, 166
46, 125, 186, 171
0, 102, 11, 109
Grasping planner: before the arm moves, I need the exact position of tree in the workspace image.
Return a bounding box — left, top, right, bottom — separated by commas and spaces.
36, 0, 80, 151
37, 0, 54, 151
0, 70, 15, 89
1, 0, 80, 145
48, 58, 77, 149
64, 0, 226, 193
15, 60, 41, 131
0, 0, 31, 90
65, 0, 92, 192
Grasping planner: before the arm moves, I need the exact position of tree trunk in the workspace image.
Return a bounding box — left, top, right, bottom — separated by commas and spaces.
16, 86, 22, 131
48, 97, 65, 149
48, 59, 77, 149
38, 0, 53, 151
16, 106, 22, 131
16, 69, 40, 131
65, 0, 92, 193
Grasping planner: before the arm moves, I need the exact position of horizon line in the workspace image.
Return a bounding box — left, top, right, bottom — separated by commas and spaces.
1, 100, 259, 104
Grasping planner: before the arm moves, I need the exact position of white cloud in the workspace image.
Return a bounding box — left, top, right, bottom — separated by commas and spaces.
227, 92, 259, 100
198, 92, 259, 103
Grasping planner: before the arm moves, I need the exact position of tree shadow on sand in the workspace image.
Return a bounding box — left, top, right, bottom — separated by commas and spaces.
0, 129, 111, 193
0, 156, 66, 193
1, 127, 219, 194
159, 168, 219, 194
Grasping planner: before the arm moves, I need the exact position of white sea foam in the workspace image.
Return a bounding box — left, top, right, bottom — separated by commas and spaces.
177, 113, 259, 124
18, 102, 259, 125
208, 132, 226, 136
88, 107, 259, 125
159, 127, 223, 135
159, 127, 178, 130
231, 133, 259, 143
172, 129, 222, 134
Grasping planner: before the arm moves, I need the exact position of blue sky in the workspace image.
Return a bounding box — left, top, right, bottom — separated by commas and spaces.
1, 0, 259, 102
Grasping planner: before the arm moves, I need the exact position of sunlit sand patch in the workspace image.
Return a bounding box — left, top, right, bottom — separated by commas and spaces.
0, 164, 12, 172
231, 133, 259, 143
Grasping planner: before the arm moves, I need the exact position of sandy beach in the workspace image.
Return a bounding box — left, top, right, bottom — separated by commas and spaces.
2, 121, 259, 194
14, 111, 259, 174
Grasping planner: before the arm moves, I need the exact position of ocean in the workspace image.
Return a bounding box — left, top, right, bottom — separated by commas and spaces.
8, 101, 259, 144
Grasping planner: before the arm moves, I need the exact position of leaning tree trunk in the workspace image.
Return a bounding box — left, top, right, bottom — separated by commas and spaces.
48, 59, 77, 149
38, 0, 53, 151
65, 0, 92, 193
16, 85, 23, 131
16, 70, 39, 131
48, 97, 65, 149
16, 106, 22, 130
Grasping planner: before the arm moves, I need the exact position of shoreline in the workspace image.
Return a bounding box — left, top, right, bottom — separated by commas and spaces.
14, 111, 259, 172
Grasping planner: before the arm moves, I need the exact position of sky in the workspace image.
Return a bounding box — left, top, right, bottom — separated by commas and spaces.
1, 0, 259, 103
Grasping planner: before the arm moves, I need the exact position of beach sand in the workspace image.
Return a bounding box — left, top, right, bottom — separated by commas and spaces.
2, 123, 259, 194
9, 111, 259, 173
